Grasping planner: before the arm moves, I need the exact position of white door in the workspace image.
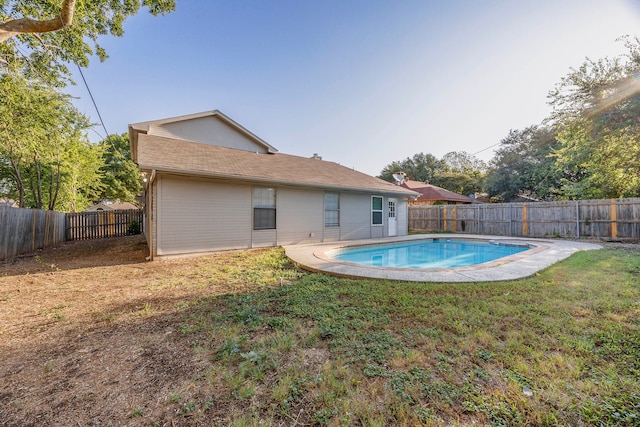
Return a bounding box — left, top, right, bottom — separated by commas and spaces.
388, 198, 397, 236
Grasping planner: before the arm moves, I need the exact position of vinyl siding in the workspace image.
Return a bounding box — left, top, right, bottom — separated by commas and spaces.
276, 188, 324, 245
156, 176, 251, 255
371, 223, 384, 238
340, 193, 372, 240
323, 227, 340, 242
252, 230, 277, 247
397, 198, 409, 236
148, 116, 268, 153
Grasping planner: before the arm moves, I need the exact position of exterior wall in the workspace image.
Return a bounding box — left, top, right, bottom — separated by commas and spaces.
252, 230, 277, 247
340, 193, 373, 240
155, 175, 252, 255
148, 116, 268, 153
149, 175, 413, 257
276, 188, 324, 245
397, 197, 409, 236
323, 227, 340, 242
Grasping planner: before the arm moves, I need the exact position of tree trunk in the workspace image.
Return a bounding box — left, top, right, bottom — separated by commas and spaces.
0, 0, 76, 43
8, 154, 25, 208
48, 162, 62, 211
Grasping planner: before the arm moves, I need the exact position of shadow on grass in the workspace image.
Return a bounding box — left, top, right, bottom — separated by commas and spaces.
0, 235, 149, 277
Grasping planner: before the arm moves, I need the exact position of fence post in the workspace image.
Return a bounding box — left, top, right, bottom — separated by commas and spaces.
509, 203, 513, 237
610, 198, 618, 239
576, 200, 580, 239
31, 209, 37, 251
477, 204, 481, 234
452, 206, 457, 232
522, 202, 528, 236
443, 206, 448, 231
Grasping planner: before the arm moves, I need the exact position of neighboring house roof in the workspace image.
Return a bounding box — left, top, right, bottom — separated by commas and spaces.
84, 201, 139, 212
400, 179, 473, 203
129, 110, 278, 160
136, 134, 418, 196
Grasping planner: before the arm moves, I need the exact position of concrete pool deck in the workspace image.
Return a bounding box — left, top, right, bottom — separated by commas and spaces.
284, 234, 602, 283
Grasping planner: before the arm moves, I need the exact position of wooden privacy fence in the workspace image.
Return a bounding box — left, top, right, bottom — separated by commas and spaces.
409, 198, 640, 239
66, 209, 143, 241
0, 206, 67, 261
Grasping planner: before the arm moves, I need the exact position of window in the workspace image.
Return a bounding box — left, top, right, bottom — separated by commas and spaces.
324, 192, 340, 227
253, 187, 276, 230
372, 196, 383, 225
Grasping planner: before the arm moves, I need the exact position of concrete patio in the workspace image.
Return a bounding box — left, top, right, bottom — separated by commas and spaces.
284, 234, 602, 283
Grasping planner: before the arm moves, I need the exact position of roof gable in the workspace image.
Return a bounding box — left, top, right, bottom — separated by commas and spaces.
129, 110, 277, 162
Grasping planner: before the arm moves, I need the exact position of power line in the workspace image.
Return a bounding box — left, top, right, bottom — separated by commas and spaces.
76, 64, 109, 137
8, 32, 114, 148
89, 126, 106, 140
472, 142, 502, 156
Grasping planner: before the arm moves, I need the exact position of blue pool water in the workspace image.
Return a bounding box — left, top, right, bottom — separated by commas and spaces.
331, 239, 530, 269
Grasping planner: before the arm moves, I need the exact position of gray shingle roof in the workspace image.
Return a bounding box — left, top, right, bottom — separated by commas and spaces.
137, 134, 418, 196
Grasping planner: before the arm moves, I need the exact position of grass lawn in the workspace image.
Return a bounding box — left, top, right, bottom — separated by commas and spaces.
1, 237, 639, 425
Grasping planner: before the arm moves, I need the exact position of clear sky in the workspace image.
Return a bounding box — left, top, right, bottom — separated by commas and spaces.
66, 0, 640, 177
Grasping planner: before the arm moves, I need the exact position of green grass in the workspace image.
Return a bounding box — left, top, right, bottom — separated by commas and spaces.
171, 247, 640, 425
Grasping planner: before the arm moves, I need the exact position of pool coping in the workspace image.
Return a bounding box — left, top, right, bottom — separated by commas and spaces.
284, 234, 603, 283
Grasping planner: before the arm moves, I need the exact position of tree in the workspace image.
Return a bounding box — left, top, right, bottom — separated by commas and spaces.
97, 133, 142, 203
379, 151, 486, 195
438, 151, 486, 195
548, 36, 640, 199
485, 126, 564, 201
0, 0, 175, 84
0, 71, 104, 211
379, 152, 446, 183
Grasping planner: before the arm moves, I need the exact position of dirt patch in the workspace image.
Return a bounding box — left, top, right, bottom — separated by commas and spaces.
1, 236, 636, 425
0, 236, 264, 426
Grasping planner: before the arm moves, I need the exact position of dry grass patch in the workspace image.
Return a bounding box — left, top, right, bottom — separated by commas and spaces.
1, 236, 639, 425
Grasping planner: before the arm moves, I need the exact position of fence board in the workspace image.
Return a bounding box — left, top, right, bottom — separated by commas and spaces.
409, 198, 640, 240
65, 209, 143, 241
0, 207, 67, 261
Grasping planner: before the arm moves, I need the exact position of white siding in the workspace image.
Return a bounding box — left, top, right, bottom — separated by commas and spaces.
252, 230, 277, 247
276, 188, 324, 245
150, 174, 414, 257
156, 176, 252, 255
340, 193, 372, 240
323, 227, 340, 242
148, 116, 268, 153
397, 197, 409, 236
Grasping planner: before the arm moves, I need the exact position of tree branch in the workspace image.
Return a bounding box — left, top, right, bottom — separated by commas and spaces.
0, 0, 76, 43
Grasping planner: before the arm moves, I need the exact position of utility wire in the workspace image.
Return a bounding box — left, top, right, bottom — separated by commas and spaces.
76, 64, 109, 137
472, 142, 502, 156
89, 126, 106, 140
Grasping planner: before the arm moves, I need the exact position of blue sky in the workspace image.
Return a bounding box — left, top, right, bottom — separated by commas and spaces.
67, 0, 640, 176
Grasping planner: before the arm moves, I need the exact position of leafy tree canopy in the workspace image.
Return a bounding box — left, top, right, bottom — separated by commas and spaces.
379, 152, 446, 184
485, 126, 563, 202
0, 71, 104, 211
0, 0, 175, 84
379, 151, 486, 195
548, 36, 640, 199
97, 133, 142, 204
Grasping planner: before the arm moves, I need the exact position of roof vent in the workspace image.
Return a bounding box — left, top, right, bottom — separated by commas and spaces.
311, 153, 322, 160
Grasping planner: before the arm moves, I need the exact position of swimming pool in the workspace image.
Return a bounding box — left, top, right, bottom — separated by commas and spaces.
329, 239, 531, 269
284, 234, 602, 282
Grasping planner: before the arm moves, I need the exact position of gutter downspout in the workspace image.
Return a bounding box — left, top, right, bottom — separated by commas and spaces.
145, 169, 157, 261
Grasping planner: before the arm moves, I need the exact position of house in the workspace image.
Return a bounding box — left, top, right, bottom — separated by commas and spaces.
129, 110, 419, 259
399, 179, 474, 205
84, 200, 139, 211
